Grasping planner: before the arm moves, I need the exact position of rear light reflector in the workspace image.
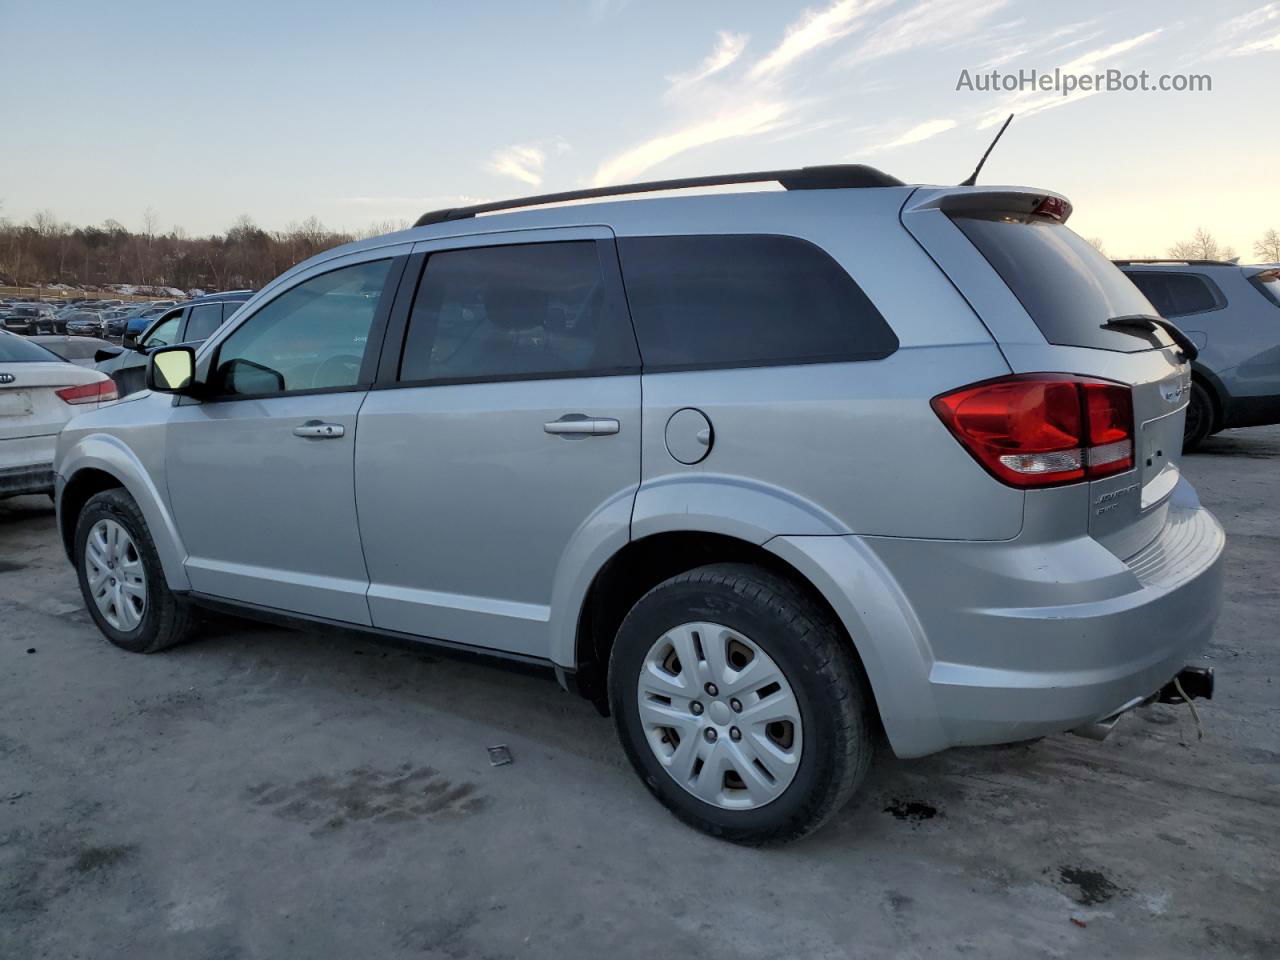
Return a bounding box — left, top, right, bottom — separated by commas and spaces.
932, 374, 1133, 488
1033, 195, 1072, 221
55, 379, 118, 405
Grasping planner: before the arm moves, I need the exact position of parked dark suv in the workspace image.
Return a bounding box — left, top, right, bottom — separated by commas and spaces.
95, 291, 253, 396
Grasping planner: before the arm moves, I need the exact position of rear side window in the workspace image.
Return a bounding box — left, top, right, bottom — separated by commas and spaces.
399, 241, 638, 383
952, 214, 1169, 353
185, 302, 224, 341
1251, 270, 1280, 309
1122, 271, 1221, 318
617, 235, 896, 370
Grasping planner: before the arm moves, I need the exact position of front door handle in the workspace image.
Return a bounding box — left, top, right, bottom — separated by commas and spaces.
294, 420, 345, 439
543, 416, 620, 436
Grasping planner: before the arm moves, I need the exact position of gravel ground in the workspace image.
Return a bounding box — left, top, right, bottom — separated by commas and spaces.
1, 427, 1277, 959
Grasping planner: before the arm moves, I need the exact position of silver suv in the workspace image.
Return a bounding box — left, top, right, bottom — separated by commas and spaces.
54, 167, 1225, 844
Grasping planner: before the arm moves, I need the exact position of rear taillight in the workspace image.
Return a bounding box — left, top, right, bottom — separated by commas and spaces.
932, 374, 1134, 488
55, 379, 118, 405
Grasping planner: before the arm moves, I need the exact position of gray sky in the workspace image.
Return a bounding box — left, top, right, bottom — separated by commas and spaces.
5, 0, 1277, 257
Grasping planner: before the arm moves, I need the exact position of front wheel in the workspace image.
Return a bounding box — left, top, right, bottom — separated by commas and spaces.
74, 488, 197, 653
609, 563, 875, 845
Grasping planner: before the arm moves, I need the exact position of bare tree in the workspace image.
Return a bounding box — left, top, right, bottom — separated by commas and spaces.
142, 208, 159, 243
1169, 228, 1236, 261
1083, 236, 1108, 257
1255, 228, 1280, 263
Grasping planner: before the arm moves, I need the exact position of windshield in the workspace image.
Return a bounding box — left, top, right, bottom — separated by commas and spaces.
951, 213, 1173, 352
0, 333, 63, 363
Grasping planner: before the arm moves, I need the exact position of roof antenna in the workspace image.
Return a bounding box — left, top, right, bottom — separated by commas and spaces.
960, 114, 1013, 187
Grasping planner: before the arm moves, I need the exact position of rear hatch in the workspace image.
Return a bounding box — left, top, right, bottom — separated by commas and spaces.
902, 187, 1191, 559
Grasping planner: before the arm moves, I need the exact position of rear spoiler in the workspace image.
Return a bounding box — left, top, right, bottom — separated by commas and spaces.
901, 186, 1074, 223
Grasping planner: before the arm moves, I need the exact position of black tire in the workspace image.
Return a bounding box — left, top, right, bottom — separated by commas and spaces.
74, 488, 197, 654
608, 563, 874, 845
1183, 380, 1215, 453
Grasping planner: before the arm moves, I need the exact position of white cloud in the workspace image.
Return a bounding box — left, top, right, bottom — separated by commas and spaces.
668, 31, 749, 93
591, 102, 788, 186
844, 0, 1010, 65
487, 144, 548, 186
866, 118, 958, 153
1206, 2, 1280, 57
749, 0, 890, 80
977, 28, 1165, 128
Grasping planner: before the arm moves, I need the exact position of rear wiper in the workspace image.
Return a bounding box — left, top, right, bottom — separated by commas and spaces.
1100, 315, 1198, 362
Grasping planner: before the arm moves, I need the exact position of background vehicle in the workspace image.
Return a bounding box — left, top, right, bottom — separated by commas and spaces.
1116, 260, 1280, 450
56, 169, 1222, 844
2, 302, 59, 335
29, 335, 117, 367
107, 303, 169, 338
65, 313, 107, 337
1, 330, 116, 498
95, 290, 252, 396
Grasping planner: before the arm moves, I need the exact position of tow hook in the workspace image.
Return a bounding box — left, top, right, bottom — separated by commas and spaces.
1158, 665, 1214, 703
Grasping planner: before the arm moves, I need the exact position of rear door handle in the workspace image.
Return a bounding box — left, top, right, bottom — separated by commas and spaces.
293, 420, 345, 439
543, 416, 620, 436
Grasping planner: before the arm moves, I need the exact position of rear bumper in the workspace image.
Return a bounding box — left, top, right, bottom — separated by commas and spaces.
1, 432, 57, 495
774, 477, 1225, 758
866, 483, 1223, 753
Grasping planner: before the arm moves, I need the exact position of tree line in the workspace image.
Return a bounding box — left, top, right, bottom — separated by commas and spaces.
0, 208, 408, 292
3, 206, 1278, 294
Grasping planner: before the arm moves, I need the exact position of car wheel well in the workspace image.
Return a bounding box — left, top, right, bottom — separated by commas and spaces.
59, 468, 124, 562
573, 532, 875, 718
1191, 371, 1224, 432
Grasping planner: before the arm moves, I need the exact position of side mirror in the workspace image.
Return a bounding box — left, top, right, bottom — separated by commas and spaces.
146, 345, 197, 394
122, 331, 141, 350
94, 347, 123, 363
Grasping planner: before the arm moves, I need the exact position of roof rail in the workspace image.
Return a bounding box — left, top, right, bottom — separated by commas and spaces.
414, 164, 905, 227
1113, 258, 1237, 267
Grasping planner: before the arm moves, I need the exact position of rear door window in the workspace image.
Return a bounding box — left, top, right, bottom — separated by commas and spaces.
398, 240, 638, 383
952, 214, 1171, 352
617, 234, 896, 371
1122, 271, 1221, 318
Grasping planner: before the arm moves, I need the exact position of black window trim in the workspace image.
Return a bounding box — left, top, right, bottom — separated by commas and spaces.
192, 255, 408, 404
376, 236, 642, 390
1121, 269, 1228, 318
617, 231, 899, 374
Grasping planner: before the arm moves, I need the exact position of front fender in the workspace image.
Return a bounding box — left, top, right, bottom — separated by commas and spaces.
56, 433, 190, 591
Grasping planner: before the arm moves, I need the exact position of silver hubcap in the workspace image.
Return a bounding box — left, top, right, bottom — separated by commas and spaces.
85, 519, 147, 631
637, 622, 803, 810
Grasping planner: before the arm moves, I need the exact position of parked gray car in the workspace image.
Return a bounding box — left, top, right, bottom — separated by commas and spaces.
1116, 260, 1280, 449
95, 291, 252, 396
54, 167, 1224, 843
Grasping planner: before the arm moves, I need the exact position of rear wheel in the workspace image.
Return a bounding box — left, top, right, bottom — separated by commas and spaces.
609, 563, 874, 845
74, 488, 197, 653
1183, 381, 1215, 452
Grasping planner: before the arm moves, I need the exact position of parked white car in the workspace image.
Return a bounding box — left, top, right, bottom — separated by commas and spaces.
1, 331, 117, 498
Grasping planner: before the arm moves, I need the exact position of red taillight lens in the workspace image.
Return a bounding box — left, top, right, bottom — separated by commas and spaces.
932, 374, 1133, 488
1033, 195, 1072, 221
55, 379, 118, 405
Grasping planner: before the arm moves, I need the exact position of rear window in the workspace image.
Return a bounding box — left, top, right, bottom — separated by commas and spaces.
0, 334, 62, 363
1122, 271, 1221, 317
617, 234, 897, 371
952, 214, 1170, 352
